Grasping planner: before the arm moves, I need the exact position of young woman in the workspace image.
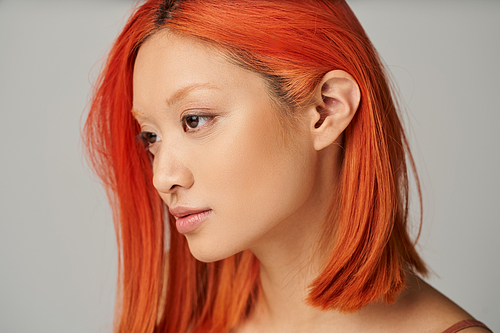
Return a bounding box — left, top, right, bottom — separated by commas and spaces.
83, 1, 492, 332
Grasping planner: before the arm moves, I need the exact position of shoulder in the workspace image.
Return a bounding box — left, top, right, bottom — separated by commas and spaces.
389, 275, 490, 333
440, 319, 492, 333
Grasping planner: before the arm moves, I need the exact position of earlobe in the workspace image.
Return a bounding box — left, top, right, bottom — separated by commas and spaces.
310, 70, 360, 151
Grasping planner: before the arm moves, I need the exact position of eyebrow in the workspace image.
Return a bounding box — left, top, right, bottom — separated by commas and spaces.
131, 83, 219, 119
165, 82, 219, 107
131, 108, 147, 119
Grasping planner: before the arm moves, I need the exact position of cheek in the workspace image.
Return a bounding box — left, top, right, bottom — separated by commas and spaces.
197, 110, 316, 230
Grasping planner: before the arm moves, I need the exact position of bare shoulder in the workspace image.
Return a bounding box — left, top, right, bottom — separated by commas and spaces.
390, 274, 490, 333
232, 274, 491, 333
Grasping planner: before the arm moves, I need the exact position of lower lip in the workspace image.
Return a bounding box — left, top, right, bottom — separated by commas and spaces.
175, 210, 212, 234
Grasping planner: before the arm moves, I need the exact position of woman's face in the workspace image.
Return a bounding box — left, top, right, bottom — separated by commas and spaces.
133, 31, 325, 262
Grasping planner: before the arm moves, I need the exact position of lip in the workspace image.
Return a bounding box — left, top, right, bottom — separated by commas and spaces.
169, 206, 212, 234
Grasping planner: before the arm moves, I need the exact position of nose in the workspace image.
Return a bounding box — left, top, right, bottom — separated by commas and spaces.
152, 148, 194, 194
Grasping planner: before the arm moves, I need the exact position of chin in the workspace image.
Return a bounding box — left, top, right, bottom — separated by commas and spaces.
185, 235, 239, 263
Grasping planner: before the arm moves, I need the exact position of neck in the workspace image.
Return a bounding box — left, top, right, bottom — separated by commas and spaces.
246, 145, 341, 331
246, 255, 418, 332
256, 243, 328, 331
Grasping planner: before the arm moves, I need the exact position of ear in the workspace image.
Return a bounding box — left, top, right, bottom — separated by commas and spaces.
309, 70, 360, 151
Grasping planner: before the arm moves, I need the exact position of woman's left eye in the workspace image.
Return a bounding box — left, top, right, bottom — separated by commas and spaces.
137, 131, 161, 151
182, 115, 211, 131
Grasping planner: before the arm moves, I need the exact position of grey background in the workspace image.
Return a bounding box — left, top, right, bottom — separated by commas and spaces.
0, 0, 498, 332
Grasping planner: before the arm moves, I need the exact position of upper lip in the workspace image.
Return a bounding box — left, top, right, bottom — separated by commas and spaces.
168, 206, 211, 218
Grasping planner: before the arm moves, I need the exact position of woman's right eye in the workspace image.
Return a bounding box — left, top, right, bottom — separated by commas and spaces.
138, 131, 161, 151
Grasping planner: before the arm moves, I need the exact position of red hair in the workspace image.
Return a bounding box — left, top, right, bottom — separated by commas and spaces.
83, 0, 427, 332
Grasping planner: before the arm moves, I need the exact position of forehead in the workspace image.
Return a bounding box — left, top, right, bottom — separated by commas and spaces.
132, 31, 269, 110
135, 30, 222, 79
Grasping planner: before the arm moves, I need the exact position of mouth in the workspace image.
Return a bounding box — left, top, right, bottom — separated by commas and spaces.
169, 207, 212, 234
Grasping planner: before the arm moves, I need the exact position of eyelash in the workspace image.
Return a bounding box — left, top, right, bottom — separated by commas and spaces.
137, 114, 213, 150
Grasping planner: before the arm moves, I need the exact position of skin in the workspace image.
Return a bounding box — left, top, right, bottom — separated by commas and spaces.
132, 30, 488, 333
132, 30, 335, 264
